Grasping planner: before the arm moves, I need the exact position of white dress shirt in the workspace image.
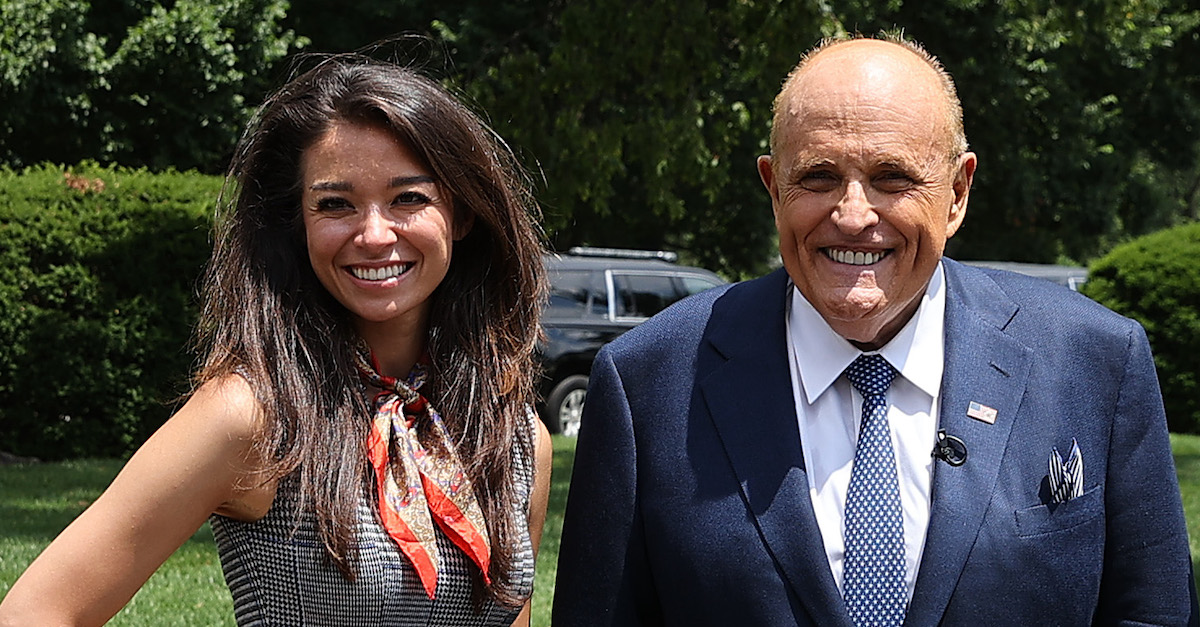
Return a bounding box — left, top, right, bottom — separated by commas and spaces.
784, 262, 946, 604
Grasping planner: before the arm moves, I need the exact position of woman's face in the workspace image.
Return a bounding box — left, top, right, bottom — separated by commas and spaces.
300, 120, 468, 340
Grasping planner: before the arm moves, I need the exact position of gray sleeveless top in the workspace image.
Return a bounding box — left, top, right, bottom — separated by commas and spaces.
210, 417, 536, 626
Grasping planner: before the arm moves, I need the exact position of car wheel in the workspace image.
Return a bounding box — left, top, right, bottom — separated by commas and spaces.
545, 374, 588, 437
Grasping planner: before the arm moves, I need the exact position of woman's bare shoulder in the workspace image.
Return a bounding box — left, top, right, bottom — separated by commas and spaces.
182, 374, 279, 520
180, 372, 265, 438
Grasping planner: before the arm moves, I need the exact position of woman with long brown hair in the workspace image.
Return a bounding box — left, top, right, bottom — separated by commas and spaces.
0, 54, 551, 626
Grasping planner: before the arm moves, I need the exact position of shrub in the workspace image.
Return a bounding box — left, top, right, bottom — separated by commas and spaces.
0, 163, 219, 459
1083, 222, 1200, 434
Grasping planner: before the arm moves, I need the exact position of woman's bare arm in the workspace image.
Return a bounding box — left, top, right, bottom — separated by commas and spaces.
0, 375, 267, 627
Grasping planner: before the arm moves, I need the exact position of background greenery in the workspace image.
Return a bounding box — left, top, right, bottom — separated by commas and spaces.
0, 0, 300, 172
3, 434, 1199, 624
0, 164, 217, 459
1083, 222, 1200, 433
3, 1, 1200, 455
2, 0, 1198, 278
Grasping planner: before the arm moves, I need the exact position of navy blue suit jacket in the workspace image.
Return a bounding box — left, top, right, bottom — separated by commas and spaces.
553, 260, 1196, 626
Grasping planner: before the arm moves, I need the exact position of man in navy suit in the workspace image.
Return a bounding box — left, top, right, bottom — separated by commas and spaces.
553, 35, 1196, 626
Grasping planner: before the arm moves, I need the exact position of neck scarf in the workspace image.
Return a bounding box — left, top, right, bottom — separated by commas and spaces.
355, 349, 491, 598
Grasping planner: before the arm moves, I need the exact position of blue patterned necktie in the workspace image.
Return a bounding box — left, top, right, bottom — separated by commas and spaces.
842, 354, 906, 627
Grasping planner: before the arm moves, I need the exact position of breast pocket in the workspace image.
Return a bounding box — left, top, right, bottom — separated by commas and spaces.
1013, 484, 1104, 538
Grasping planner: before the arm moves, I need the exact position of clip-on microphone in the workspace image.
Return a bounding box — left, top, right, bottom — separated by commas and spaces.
933, 429, 968, 466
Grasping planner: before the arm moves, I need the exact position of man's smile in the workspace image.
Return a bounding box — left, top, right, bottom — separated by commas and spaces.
821, 248, 889, 266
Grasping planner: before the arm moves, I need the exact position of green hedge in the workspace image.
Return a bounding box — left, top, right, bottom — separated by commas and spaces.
0, 164, 218, 459
1083, 222, 1200, 434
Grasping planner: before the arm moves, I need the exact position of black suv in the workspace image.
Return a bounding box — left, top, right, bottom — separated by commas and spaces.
538, 248, 725, 436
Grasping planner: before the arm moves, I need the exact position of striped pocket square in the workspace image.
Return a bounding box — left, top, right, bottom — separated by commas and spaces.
1048, 439, 1084, 504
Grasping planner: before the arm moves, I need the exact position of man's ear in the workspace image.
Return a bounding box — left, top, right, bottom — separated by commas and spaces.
757, 155, 778, 204
946, 151, 976, 239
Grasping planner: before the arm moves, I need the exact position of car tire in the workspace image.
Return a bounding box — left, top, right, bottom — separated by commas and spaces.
544, 374, 588, 437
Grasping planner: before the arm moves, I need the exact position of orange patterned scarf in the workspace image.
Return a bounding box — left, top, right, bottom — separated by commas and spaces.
355, 349, 491, 598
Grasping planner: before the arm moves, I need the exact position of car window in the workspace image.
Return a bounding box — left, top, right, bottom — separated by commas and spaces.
613, 273, 680, 318
546, 270, 594, 319
588, 270, 608, 316
680, 275, 722, 296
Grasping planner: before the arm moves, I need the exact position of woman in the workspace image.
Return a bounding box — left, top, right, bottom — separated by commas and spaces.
0, 55, 551, 626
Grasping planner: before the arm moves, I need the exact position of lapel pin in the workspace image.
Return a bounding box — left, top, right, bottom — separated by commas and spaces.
967, 401, 998, 424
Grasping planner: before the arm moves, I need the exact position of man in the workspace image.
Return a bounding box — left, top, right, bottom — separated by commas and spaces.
553, 35, 1196, 626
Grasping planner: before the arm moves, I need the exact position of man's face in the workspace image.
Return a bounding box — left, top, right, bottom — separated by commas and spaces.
758, 40, 975, 350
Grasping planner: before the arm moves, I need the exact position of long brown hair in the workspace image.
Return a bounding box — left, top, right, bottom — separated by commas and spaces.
193, 54, 546, 606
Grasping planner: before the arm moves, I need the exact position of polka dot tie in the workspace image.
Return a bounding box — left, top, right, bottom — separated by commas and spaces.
842, 354, 906, 627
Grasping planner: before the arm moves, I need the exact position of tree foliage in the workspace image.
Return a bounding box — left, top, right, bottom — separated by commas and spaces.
829, 0, 1200, 264
265, 0, 840, 277
450, 0, 841, 278
322, 0, 1200, 276
0, 0, 303, 173
4, 0, 1199, 276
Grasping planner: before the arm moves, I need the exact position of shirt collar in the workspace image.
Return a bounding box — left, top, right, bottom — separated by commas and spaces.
787, 262, 946, 404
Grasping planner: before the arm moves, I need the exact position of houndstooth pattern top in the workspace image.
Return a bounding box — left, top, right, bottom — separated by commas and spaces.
210, 418, 536, 627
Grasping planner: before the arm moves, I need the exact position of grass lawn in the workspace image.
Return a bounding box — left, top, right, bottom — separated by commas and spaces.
1171, 434, 1200, 568
2, 433, 1197, 624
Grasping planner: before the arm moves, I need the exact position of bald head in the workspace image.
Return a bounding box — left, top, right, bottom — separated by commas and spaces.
756, 34, 977, 349
769, 37, 967, 161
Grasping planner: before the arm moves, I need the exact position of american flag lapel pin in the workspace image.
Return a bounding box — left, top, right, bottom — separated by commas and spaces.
967, 401, 998, 424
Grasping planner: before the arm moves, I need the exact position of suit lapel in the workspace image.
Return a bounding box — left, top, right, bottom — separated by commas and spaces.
905, 260, 1032, 625
699, 269, 853, 627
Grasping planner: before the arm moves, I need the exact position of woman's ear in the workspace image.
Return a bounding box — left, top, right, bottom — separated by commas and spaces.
453, 206, 475, 241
